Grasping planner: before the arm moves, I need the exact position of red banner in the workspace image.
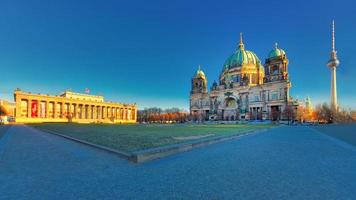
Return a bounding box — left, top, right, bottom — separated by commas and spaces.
31, 101, 38, 117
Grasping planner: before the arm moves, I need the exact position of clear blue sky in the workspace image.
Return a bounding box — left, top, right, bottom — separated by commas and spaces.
0, 0, 355, 110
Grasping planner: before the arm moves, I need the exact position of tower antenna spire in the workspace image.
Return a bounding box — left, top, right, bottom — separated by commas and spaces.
332, 19, 335, 52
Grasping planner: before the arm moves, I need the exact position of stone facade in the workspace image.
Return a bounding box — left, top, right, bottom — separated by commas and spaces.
190, 35, 298, 121
14, 89, 137, 123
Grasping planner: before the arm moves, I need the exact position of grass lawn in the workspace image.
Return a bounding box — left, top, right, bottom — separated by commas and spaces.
30, 123, 275, 153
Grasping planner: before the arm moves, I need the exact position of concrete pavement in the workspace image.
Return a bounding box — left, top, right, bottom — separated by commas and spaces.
0, 125, 356, 200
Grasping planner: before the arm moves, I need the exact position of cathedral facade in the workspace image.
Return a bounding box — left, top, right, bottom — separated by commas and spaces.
190, 34, 298, 121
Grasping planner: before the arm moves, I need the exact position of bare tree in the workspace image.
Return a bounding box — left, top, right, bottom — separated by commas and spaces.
314, 103, 354, 123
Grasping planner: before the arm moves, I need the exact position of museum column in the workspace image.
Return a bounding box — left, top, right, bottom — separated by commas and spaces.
27, 99, 32, 118
53, 101, 57, 118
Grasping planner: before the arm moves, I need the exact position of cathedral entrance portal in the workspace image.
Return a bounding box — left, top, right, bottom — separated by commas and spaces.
270, 106, 280, 121
223, 97, 238, 121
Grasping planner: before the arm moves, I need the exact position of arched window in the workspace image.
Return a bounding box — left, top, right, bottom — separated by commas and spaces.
225, 98, 237, 108
272, 65, 279, 75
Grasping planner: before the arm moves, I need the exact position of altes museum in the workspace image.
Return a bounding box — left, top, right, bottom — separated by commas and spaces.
14, 89, 137, 123
190, 34, 298, 121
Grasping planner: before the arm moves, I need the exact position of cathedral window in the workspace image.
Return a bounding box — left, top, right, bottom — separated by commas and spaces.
272, 65, 279, 75
254, 95, 259, 102
271, 92, 278, 100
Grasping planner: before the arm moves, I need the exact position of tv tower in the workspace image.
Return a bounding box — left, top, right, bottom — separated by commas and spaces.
326, 20, 339, 111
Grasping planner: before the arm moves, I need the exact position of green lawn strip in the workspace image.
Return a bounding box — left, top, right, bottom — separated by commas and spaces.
30, 123, 275, 153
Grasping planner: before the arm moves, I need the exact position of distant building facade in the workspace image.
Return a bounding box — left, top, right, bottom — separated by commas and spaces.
190, 34, 298, 121
0, 100, 15, 124
14, 89, 137, 123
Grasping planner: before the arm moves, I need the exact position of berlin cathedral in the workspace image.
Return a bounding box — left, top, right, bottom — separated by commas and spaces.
190, 34, 298, 121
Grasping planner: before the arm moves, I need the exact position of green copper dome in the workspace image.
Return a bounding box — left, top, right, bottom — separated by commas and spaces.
223, 34, 262, 70
268, 43, 286, 58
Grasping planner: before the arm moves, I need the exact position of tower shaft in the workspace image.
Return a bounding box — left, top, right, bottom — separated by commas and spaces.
330, 67, 337, 110
327, 20, 339, 111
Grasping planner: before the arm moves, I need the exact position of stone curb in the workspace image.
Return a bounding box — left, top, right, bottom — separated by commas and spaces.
31, 125, 274, 164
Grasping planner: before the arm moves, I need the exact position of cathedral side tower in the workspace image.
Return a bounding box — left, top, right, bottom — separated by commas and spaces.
264, 43, 289, 83
190, 66, 210, 121
191, 66, 208, 94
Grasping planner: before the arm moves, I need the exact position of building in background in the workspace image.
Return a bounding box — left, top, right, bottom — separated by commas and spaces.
190, 33, 298, 121
0, 100, 15, 124
14, 89, 137, 123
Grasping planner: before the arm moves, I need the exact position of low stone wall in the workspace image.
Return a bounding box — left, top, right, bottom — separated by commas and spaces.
132, 128, 269, 163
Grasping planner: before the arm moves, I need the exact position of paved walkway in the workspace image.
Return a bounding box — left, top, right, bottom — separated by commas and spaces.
0, 125, 356, 200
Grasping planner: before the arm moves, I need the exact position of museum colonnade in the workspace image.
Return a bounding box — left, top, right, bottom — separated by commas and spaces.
17, 98, 136, 121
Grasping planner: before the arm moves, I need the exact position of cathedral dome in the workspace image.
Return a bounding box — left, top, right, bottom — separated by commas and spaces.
194, 66, 206, 79
268, 43, 286, 58
222, 34, 262, 71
